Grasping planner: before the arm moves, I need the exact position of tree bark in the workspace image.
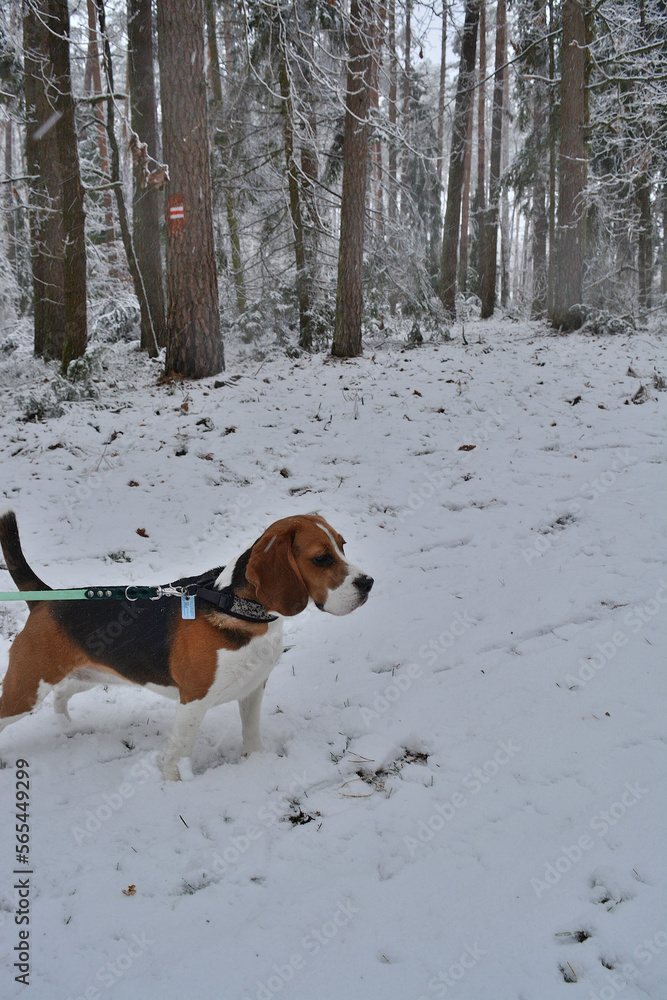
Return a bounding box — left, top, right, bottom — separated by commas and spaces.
552, 0, 587, 330
547, 0, 556, 318
24, 2, 63, 358
24, 0, 87, 365
206, 0, 246, 317
128, 0, 167, 351
401, 0, 412, 203
86, 0, 114, 244
437, 1, 447, 186
662, 179, 667, 299
458, 94, 475, 293
332, 0, 378, 357
52, 0, 87, 369
278, 48, 313, 350
157, 0, 224, 377
479, 0, 505, 319
475, 0, 486, 282
636, 172, 652, 317
530, 0, 548, 318
4, 118, 17, 280
387, 0, 398, 315
439, 0, 480, 318
97, 0, 160, 358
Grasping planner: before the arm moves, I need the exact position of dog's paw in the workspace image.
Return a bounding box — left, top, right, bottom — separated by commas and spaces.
241, 741, 264, 757
162, 761, 181, 781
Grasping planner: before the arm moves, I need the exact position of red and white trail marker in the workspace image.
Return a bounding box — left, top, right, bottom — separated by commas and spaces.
167, 196, 186, 232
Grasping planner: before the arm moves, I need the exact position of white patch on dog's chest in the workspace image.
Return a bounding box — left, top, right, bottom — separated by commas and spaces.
205, 619, 284, 707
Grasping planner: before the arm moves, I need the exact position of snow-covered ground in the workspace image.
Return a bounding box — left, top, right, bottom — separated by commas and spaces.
0, 319, 665, 1000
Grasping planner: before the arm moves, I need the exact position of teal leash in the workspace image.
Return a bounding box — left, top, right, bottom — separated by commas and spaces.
0, 585, 178, 602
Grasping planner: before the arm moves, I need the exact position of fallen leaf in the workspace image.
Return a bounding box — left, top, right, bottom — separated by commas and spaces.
122, 885, 136, 896
458, 444, 476, 452
136, 528, 148, 538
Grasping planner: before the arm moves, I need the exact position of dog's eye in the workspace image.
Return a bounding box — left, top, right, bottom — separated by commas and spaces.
311, 553, 335, 568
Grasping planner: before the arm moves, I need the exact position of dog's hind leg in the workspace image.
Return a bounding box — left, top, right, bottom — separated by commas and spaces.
53, 677, 96, 721
0, 611, 78, 733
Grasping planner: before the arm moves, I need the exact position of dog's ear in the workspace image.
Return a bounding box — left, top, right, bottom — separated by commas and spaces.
246, 528, 309, 617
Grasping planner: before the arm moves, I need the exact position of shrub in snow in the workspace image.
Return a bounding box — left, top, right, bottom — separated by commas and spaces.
580, 308, 636, 337
16, 360, 101, 421
92, 300, 141, 343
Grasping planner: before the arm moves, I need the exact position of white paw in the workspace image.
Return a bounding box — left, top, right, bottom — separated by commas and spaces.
162, 761, 181, 781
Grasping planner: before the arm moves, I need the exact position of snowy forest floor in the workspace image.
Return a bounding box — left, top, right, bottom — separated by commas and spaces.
0, 317, 665, 1000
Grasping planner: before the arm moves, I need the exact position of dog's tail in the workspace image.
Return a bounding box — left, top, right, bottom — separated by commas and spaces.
0, 508, 51, 606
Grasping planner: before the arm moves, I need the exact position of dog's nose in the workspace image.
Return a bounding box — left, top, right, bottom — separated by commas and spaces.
354, 574, 374, 595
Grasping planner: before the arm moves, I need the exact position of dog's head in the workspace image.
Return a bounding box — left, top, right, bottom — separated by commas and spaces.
245, 514, 373, 617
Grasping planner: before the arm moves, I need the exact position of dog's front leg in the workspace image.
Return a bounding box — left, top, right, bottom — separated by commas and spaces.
162, 700, 207, 781
238, 683, 266, 756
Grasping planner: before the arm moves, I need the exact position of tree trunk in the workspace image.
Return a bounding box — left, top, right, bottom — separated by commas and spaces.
636, 173, 652, 317
128, 0, 167, 351
97, 0, 160, 358
401, 0, 412, 203
531, 174, 548, 317
662, 179, 667, 299
24, 0, 87, 364
370, 4, 385, 237
387, 0, 398, 315
475, 0, 486, 283
499, 50, 510, 307
458, 95, 475, 293
531, 0, 548, 319
552, 0, 587, 330
439, 0, 480, 318
24, 2, 64, 358
332, 0, 378, 357
278, 50, 313, 351
206, 0, 246, 317
157, 0, 224, 377
479, 0, 505, 319
547, 0, 556, 318
52, 0, 87, 369
4, 118, 17, 280
437, 1, 447, 185
86, 0, 114, 244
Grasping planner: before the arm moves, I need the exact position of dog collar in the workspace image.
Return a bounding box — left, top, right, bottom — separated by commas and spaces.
195, 586, 278, 623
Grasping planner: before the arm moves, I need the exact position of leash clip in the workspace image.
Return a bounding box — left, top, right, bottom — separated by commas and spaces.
155, 584, 187, 600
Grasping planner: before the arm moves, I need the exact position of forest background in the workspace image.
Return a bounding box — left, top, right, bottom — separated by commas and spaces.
0, 0, 664, 376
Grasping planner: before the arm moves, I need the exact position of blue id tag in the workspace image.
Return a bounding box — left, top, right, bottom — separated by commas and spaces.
181, 595, 196, 619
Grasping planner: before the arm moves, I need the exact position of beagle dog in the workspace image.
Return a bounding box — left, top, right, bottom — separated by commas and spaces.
0, 510, 373, 779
